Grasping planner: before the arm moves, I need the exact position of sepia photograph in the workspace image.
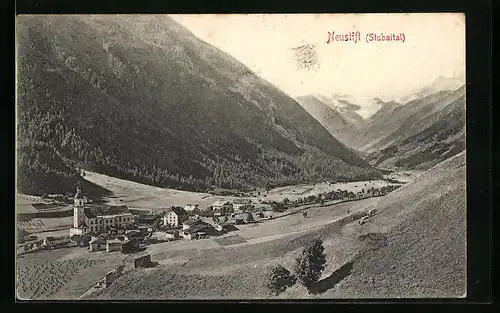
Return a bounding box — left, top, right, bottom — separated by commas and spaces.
15, 13, 466, 300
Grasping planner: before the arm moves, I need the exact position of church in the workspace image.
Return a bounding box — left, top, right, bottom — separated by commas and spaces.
69, 187, 135, 236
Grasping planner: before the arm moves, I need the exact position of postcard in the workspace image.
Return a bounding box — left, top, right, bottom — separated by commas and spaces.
15, 13, 466, 300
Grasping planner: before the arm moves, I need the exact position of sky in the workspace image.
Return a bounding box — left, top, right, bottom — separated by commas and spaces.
171, 13, 465, 118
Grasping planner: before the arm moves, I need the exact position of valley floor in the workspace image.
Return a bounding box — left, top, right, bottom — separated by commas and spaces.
82, 170, 400, 210
16, 157, 465, 300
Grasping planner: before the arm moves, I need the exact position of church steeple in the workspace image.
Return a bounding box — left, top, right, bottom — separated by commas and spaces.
74, 187, 84, 206
75, 187, 82, 199
73, 186, 85, 229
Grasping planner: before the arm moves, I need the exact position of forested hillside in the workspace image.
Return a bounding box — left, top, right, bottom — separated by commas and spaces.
16, 15, 381, 196
368, 97, 465, 170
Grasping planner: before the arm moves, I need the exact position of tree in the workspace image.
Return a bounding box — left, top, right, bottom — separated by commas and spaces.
203, 206, 214, 217
293, 238, 327, 289
24, 243, 33, 252
265, 264, 297, 295
341, 190, 348, 200
271, 201, 287, 212
244, 211, 254, 223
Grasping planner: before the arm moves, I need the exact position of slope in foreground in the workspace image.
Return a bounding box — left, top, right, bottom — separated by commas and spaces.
327, 151, 466, 298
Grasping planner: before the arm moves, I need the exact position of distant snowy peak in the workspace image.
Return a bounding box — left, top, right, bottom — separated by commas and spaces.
325, 94, 387, 119
397, 75, 465, 104
429, 75, 465, 91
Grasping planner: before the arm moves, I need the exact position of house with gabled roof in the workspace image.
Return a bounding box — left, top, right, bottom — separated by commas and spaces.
89, 237, 107, 252
181, 221, 216, 240
212, 200, 233, 216
232, 199, 253, 211
162, 206, 188, 227
182, 217, 205, 230
184, 204, 199, 212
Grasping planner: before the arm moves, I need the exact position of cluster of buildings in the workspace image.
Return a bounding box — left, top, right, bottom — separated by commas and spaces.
68, 188, 262, 251
160, 198, 261, 240
69, 188, 134, 236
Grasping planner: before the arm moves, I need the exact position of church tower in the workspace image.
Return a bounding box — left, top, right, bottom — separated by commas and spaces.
73, 187, 85, 228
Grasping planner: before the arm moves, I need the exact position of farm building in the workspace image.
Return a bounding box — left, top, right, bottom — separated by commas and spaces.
181, 222, 216, 240
212, 201, 233, 216
108, 225, 126, 235
162, 206, 188, 227
134, 254, 154, 268
165, 230, 180, 240
70, 188, 134, 236
42, 236, 70, 248
136, 214, 161, 228
89, 237, 106, 252
42, 236, 55, 246
232, 217, 245, 225
121, 239, 140, 253
102, 266, 124, 287
124, 230, 144, 241
182, 218, 205, 231
232, 199, 253, 211
106, 239, 122, 252
183, 204, 199, 212
231, 212, 255, 224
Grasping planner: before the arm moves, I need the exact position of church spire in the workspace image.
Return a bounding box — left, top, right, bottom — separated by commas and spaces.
75, 186, 83, 199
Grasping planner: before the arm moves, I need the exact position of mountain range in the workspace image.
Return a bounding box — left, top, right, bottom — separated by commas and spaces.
366, 86, 465, 170
16, 15, 381, 196
295, 81, 465, 170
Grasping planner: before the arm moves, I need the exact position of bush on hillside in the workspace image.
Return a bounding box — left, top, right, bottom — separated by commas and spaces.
293, 238, 327, 290
265, 264, 297, 295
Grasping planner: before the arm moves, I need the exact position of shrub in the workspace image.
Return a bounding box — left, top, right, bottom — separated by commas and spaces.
265, 264, 297, 295
293, 238, 326, 289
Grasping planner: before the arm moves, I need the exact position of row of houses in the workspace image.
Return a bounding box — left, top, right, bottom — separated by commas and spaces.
162, 198, 254, 227
69, 188, 262, 246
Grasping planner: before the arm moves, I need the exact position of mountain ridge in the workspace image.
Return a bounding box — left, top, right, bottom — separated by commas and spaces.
16, 15, 381, 196
360, 85, 465, 152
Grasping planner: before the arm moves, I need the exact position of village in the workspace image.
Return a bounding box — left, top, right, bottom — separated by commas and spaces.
16, 175, 404, 299
18, 182, 401, 256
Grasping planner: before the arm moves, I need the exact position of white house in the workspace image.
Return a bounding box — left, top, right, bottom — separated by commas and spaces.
69, 188, 134, 236
162, 207, 188, 227
106, 239, 123, 252
232, 199, 253, 211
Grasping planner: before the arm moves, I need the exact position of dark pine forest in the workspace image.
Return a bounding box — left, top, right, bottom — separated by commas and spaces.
16, 15, 381, 196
